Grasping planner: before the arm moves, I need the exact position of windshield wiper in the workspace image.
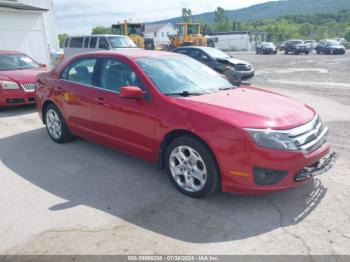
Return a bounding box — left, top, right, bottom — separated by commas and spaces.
219, 86, 236, 91
164, 91, 207, 97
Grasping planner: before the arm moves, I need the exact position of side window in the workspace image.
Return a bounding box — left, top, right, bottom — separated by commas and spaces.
89, 37, 97, 48
69, 37, 84, 48
175, 49, 188, 55
99, 37, 109, 49
188, 49, 201, 59
64, 38, 70, 48
63, 58, 97, 86
83, 37, 90, 48
98, 58, 144, 93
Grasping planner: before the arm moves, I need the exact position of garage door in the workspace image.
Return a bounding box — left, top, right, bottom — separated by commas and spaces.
0, 10, 49, 64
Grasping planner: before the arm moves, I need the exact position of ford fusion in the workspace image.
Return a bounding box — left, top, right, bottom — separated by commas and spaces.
0, 51, 47, 107
35, 51, 335, 198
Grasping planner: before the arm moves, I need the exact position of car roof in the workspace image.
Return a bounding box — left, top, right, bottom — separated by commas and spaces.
75, 50, 180, 59
0, 50, 24, 55
174, 46, 217, 52
67, 34, 127, 38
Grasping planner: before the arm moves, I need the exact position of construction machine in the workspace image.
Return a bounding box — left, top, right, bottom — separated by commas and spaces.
169, 22, 208, 48
112, 22, 155, 50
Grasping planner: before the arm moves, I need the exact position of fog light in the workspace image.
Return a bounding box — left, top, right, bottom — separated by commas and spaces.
253, 167, 288, 185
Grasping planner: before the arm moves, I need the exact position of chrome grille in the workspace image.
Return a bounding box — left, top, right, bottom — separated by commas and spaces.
235, 63, 251, 71
284, 116, 328, 154
22, 82, 36, 92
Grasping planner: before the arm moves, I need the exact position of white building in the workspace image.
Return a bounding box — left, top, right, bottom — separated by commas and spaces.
144, 23, 177, 47
0, 0, 59, 65
208, 31, 267, 51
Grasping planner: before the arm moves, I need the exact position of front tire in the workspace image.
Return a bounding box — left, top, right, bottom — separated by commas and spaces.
165, 136, 220, 198
45, 104, 73, 143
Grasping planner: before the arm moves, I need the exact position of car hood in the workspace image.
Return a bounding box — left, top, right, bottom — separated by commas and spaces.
174, 86, 315, 130
0, 68, 47, 83
217, 57, 249, 65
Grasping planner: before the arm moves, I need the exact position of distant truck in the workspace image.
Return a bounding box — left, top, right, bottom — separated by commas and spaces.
63, 35, 138, 59
284, 40, 310, 55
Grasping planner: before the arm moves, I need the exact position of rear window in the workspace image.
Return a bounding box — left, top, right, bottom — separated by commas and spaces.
89, 37, 97, 48
69, 37, 84, 48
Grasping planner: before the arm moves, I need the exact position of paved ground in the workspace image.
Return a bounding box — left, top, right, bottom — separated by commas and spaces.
0, 52, 350, 255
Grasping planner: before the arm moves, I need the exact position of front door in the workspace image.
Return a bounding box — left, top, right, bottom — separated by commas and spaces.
91, 57, 157, 161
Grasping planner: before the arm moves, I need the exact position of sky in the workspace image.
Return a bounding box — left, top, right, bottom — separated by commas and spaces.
53, 0, 278, 35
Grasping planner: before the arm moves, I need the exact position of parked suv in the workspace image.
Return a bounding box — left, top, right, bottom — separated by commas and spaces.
316, 40, 346, 55
172, 46, 254, 83
284, 40, 310, 55
304, 40, 317, 51
63, 34, 138, 59
256, 42, 277, 55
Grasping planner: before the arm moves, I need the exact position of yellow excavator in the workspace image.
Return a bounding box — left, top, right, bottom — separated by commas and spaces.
169, 22, 208, 48
112, 22, 155, 50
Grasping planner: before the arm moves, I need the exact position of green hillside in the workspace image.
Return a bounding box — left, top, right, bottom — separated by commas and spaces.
153, 0, 350, 24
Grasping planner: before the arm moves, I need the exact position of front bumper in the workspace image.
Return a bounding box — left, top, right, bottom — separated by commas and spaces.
228, 69, 255, 81
262, 49, 277, 54
329, 49, 345, 54
294, 152, 337, 181
219, 140, 333, 195
0, 89, 36, 107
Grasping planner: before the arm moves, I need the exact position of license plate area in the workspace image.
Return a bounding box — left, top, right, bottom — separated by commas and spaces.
294, 152, 337, 182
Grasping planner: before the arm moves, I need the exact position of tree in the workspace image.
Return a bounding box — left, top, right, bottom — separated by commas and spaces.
91, 26, 113, 35
345, 29, 350, 42
214, 7, 229, 31
182, 8, 192, 23
58, 33, 68, 48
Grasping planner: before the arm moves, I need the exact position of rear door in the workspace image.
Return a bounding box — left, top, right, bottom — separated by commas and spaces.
58, 57, 99, 139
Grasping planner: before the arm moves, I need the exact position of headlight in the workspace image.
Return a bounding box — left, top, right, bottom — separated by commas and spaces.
245, 129, 298, 151
0, 80, 19, 90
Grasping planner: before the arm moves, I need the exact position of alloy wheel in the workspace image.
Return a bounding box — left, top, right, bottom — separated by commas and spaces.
46, 109, 62, 140
169, 145, 207, 192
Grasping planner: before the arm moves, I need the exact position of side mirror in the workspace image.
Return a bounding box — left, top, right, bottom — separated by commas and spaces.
119, 86, 144, 99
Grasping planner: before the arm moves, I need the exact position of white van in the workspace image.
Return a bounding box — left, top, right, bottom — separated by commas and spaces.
63, 34, 138, 59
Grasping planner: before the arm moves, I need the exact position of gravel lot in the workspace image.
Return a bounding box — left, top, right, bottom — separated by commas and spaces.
0, 52, 349, 256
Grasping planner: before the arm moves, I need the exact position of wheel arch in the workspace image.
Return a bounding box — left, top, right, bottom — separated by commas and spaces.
157, 129, 220, 173
41, 99, 58, 124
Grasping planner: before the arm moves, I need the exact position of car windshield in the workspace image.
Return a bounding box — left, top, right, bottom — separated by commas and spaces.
107, 36, 137, 48
137, 55, 233, 95
202, 48, 230, 59
0, 54, 40, 71
263, 42, 274, 47
291, 40, 304, 44
326, 40, 340, 46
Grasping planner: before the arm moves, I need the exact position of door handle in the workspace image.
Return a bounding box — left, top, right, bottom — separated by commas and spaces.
95, 97, 112, 108
56, 87, 64, 94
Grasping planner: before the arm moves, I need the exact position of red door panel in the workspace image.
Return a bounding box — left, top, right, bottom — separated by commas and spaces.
92, 90, 157, 161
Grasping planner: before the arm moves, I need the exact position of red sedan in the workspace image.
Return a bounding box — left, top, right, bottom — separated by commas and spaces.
35, 50, 335, 198
0, 51, 47, 107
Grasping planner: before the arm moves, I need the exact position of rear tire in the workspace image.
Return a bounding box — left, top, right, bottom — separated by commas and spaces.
44, 104, 73, 143
165, 136, 220, 198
